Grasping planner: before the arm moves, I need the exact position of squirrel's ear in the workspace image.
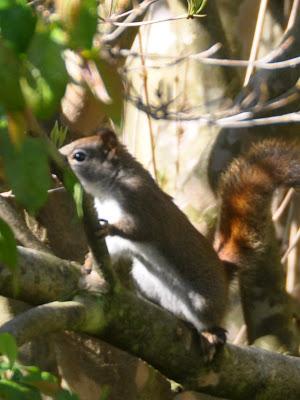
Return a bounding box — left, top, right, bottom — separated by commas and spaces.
97, 128, 118, 150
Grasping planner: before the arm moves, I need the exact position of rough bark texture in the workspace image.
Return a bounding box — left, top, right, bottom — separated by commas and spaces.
1, 251, 300, 399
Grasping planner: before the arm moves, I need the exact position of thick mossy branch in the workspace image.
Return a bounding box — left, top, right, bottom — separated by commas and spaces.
1, 247, 300, 399
0, 301, 87, 346
0, 246, 82, 304
1, 287, 300, 400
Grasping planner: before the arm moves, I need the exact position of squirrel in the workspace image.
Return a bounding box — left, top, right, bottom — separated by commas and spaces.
214, 138, 300, 268
60, 128, 228, 349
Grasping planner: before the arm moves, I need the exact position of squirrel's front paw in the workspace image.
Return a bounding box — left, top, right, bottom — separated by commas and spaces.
96, 219, 112, 239
200, 327, 227, 362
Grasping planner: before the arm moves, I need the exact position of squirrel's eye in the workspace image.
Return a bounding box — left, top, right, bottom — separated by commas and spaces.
73, 151, 87, 162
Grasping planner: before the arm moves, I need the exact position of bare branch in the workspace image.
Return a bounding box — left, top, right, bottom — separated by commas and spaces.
120, 47, 300, 71
128, 90, 300, 127
281, 225, 300, 263
1, 249, 300, 398
243, 0, 269, 86
101, 0, 158, 45
107, 0, 160, 21
1, 284, 300, 399
0, 301, 86, 346
0, 246, 82, 304
103, 13, 204, 27
273, 188, 295, 221
286, 0, 300, 31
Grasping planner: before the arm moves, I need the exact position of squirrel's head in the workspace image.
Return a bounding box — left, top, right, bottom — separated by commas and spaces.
60, 129, 120, 196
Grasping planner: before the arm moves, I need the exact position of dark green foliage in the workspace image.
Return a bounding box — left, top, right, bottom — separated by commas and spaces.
0, 0, 37, 53
1, 130, 51, 213
0, 334, 80, 400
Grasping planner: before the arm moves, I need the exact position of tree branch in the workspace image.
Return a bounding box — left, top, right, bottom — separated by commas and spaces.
1, 248, 300, 398
0, 246, 82, 304
101, 0, 158, 45
0, 301, 86, 346
1, 284, 300, 399
0, 195, 50, 253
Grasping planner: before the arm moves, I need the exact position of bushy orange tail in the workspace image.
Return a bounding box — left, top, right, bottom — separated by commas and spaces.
214, 139, 300, 266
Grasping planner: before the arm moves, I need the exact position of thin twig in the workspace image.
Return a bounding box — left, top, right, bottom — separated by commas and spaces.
281, 224, 300, 264
233, 324, 247, 345
105, 0, 162, 21
27, 0, 43, 5
137, 28, 158, 181
286, 0, 300, 31
129, 92, 300, 126
272, 188, 295, 221
120, 48, 300, 71
285, 219, 299, 293
104, 13, 204, 27
244, 0, 269, 86
101, 0, 157, 44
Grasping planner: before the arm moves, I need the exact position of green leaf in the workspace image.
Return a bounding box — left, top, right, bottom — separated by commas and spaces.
0, 41, 25, 111
1, 132, 51, 213
0, 0, 37, 53
0, 333, 17, 367
0, 218, 17, 271
187, 0, 207, 15
55, 389, 80, 400
20, 367, 59, 396
95, 57, 123, 128
99, 385, 111, 400
20, 22, 68, 119
22, 367, 57, 385
50, 121, 67, 148
56, 0, 98, 50
0, 379, 42, 400
63, 169, 83, 218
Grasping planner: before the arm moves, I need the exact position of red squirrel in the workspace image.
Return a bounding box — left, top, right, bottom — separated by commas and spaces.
60, 129, 228, 348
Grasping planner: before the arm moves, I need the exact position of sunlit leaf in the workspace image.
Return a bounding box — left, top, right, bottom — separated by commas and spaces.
187, 0, 207, 15
63, 169, 83, 218
50, 121, 67, 148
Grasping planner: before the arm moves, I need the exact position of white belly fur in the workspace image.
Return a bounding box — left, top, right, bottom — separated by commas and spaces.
94, 197, 205, 331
